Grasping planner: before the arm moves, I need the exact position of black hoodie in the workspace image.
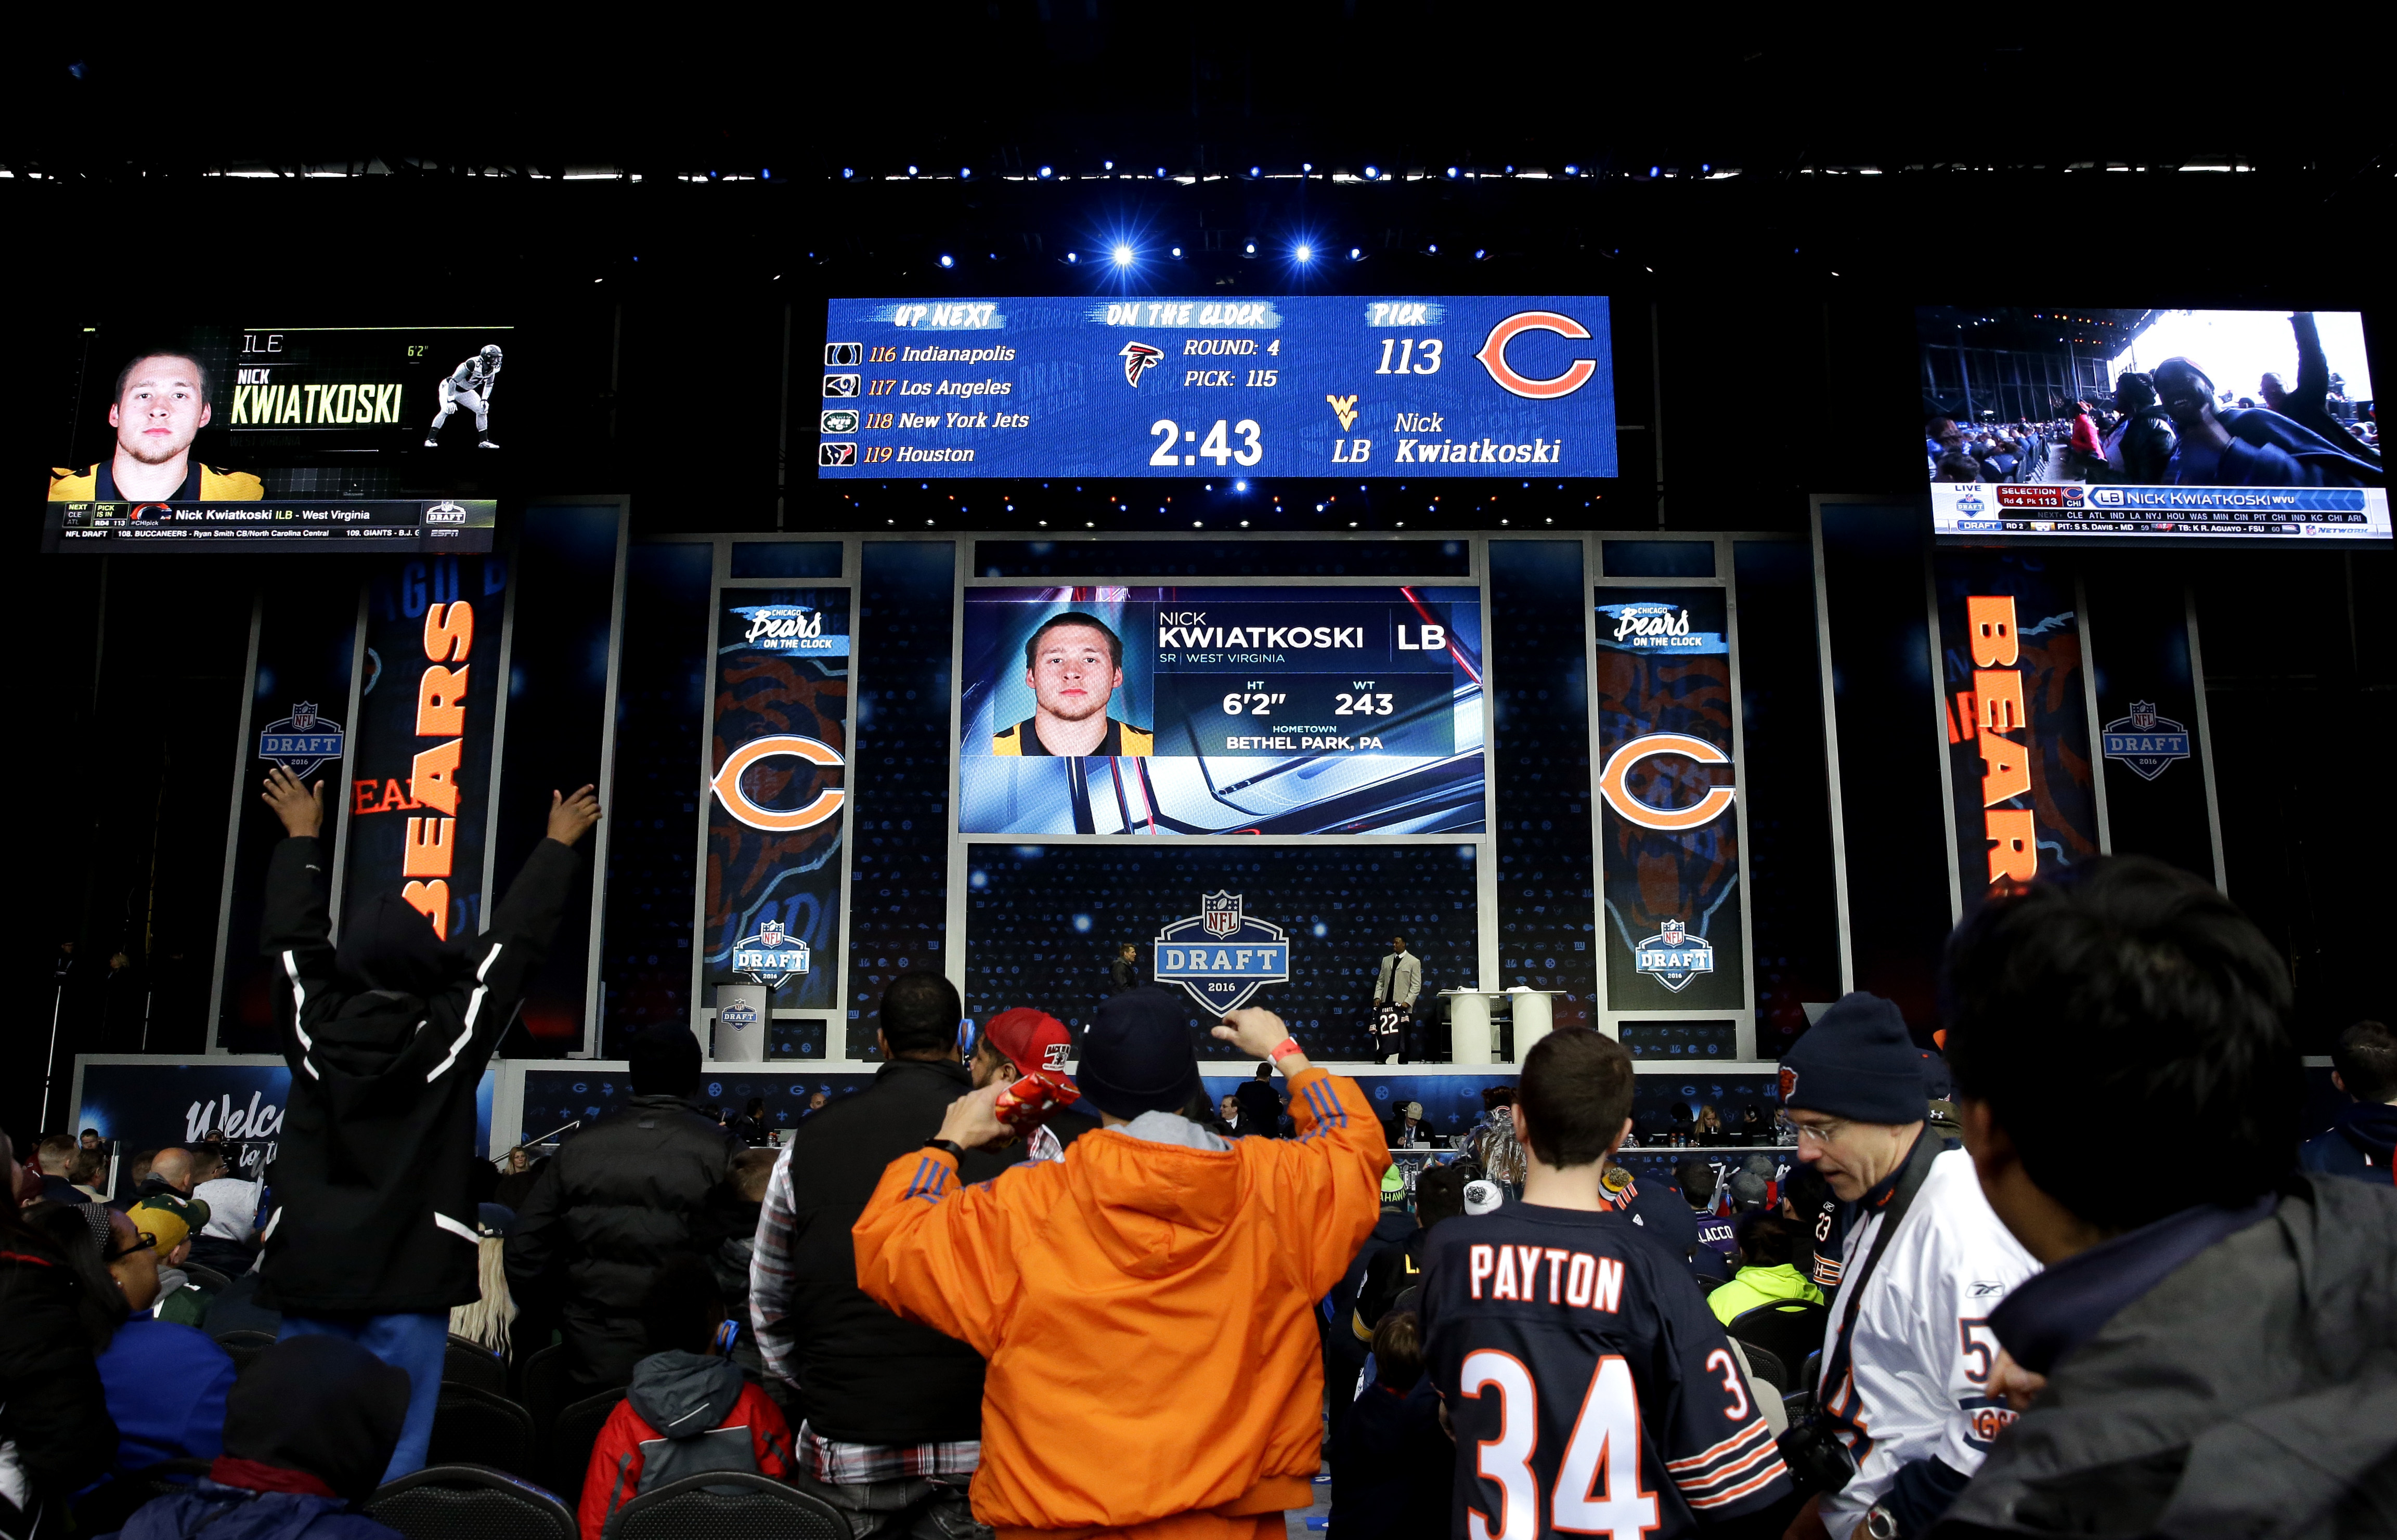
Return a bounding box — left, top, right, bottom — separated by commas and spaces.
256, 834, 580, 1315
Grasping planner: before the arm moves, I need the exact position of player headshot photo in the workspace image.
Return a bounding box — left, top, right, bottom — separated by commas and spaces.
990, 609, 1154, 757
49, 351, 263, 502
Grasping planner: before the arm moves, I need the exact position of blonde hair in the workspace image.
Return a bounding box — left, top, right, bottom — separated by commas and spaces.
448, 1236, 516, 1354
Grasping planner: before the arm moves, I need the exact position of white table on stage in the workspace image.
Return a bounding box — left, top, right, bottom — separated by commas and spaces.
1506, 990, 1571, 1061
1439, 990, 1504, 1065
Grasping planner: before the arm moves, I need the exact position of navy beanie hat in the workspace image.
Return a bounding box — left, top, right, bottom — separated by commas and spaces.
1778, 992, 1926, 1125
1076, 987, 1202, 1120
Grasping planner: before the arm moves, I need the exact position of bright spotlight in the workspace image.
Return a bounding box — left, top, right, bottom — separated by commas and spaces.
1065, 252, 1079, 264
1473, 249, 1486, 259
1038, 165, 1053, 178
1564, 163, 1578, 176
1294, 244, 1313, 263
907, 165, 918, 176
1348, 247, 1362, 259
1649, 165, 1660, 177
1112, 244, 1134, 267
1243, 241, 1256, 255
938, 254, 954, 268
960, 167, 971, 178
1249, 165, 1261, 176
1170, 245, 1184, 257
1445, 166, 1459, 178
1155, 166, 1168, 178
1363, 165, 1378, 179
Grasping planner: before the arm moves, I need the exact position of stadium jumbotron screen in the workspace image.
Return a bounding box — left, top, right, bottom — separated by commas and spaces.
43, 323, 509, 554
1919, 307, 2385, 543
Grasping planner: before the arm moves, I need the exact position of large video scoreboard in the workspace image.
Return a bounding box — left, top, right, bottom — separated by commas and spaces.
818, 295, 1618, 478
43, 323, 513, 554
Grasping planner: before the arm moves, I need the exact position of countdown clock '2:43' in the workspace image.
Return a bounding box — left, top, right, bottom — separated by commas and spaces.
1150, 419, 1264, 467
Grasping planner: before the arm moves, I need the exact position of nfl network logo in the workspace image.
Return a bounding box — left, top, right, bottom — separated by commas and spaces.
1635, 918, 1715, 994
257, 702, 346, 778
732, 919, 811, 988
1153, 892, 1291, 1015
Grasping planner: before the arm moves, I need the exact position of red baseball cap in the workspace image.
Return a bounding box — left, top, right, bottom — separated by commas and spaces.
983, 1008, 1074, 1076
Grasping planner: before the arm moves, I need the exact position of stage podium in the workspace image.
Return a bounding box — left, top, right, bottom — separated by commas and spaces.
1438, 989, 1571, 1064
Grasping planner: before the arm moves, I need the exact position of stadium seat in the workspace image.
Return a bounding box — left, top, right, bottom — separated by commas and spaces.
547, 1387, 627, 1497
182, 1262, 232, 1292
1726, 1299, 1828, 1390
611, 1470, 849, 1540
1735, 1341, 1790, 1393
426, 1382, 539, 1480
519, 1341, 575, 1437
364, 1464, 576, 1540
210, 1328, 278, 1375
444, 1333, 509, 1393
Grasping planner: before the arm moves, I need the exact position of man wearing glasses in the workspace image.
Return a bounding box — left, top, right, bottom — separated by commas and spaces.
1775, 994, 2038, 1540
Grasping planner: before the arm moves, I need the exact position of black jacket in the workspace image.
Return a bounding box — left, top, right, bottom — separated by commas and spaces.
1235, 1079, 1284, 1138
2116, 405, 2175, 485
0, 1235, 119, 1522
504, 1092, 736, 1389
755, 1058, 1008, 1445
257, 834, 581, 1315
1937, 1174, 2397, 1538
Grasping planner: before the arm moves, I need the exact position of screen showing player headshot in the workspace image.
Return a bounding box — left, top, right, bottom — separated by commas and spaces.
44, 323, 513, 553
1917, 307, 2386, 543
959, 586, 1485, 836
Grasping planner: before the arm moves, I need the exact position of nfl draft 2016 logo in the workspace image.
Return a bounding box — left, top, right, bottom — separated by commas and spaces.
2100, 701, 2191, 781
1152, 892, 1290, 1015
1634, 918, 1715, 994
258, 702, 345, 778
732, 920, 811, 989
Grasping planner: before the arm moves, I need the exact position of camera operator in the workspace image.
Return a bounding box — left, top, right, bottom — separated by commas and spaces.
1775, 994, 2038, 1540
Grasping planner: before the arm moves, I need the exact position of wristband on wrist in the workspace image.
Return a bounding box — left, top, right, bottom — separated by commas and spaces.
1269, 1037, 1304, 1065
922, 1138, 965, 1159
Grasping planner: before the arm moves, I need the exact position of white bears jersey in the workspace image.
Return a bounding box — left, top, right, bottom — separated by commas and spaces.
1816, 1146, 2040, 1535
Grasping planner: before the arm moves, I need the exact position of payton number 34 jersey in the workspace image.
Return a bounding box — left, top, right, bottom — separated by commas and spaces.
1421, 1205, 1793, 1538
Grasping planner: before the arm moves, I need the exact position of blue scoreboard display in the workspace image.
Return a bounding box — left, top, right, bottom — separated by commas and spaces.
817, 295, 1617, 479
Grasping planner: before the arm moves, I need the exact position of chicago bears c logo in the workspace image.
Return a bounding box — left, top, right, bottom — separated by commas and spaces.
711, 734, 845, 832
1596, 732, 1735, 831
1475, 310, 1599, 400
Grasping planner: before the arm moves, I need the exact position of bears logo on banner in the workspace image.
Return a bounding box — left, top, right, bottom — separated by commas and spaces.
704, 589, 852, 1009
1592, 588, 1747, 1011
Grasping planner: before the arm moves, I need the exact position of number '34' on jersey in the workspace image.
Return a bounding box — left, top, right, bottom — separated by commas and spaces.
1420, 1205, 1793, 1537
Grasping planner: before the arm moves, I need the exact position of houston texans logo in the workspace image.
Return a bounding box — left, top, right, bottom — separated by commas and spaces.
1120, 342, 1164, 387
1326, 393, 1360, 430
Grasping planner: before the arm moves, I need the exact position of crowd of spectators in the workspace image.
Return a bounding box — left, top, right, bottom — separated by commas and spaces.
1928, 314, 2382, 490
6, 759, 2393, 1540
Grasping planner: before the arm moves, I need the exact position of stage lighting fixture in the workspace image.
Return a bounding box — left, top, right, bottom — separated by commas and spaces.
1473, 249, 1487, 259
1446, 166, 1458, 178
1302, 162, 1313, 172
1649, 165, 1660, 177
842, 168, 853, 178
908, 165, 919, 175
1066, 252, 1079, 263
1564, 163, 1577, 175
1112, 244, 1135, 266
1363, 165, 1378, 179
1155, 166, 1168, 178
960, 167, 970, 177
1039, 165, 1053, 178
1104, 160, 1115, 169
1348, 247, 1362, 259
938, 254, 954, 268
1294, 244, 1313, 263
762, 168, 771, 179
1234, 480, 1248, 491
1427, 243, 1439, 253
1249, 165, 1261, 176
1171, 245, 1184, 257
1244, 241, 1257, 254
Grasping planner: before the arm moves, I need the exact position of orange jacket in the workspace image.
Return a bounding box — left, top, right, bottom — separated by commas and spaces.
853, 1065, 1389, 1539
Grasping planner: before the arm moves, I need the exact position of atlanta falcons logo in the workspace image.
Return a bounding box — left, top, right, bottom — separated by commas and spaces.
1119, 341, 1163, 387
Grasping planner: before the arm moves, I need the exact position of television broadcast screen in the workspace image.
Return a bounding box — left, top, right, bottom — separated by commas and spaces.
1919, 307, 2385, 543
957, 586, 1484, 835
42, 324, 510, 553
817, 295, 1617, 478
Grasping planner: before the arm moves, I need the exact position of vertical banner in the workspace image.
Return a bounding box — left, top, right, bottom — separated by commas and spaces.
217, 585, 359, 1051
342, 555, 510, 944
2082, 570, 2217, 884
1593, 588, 1747, 1012
1932, 551, 2100, 915
704, 588, 851, 1013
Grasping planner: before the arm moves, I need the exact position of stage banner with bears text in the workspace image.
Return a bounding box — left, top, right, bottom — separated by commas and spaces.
341, 554, 510, 944
1593, 586, 1747, 1013
1931, 549, 2100, 917
702, 588, 851, 1014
